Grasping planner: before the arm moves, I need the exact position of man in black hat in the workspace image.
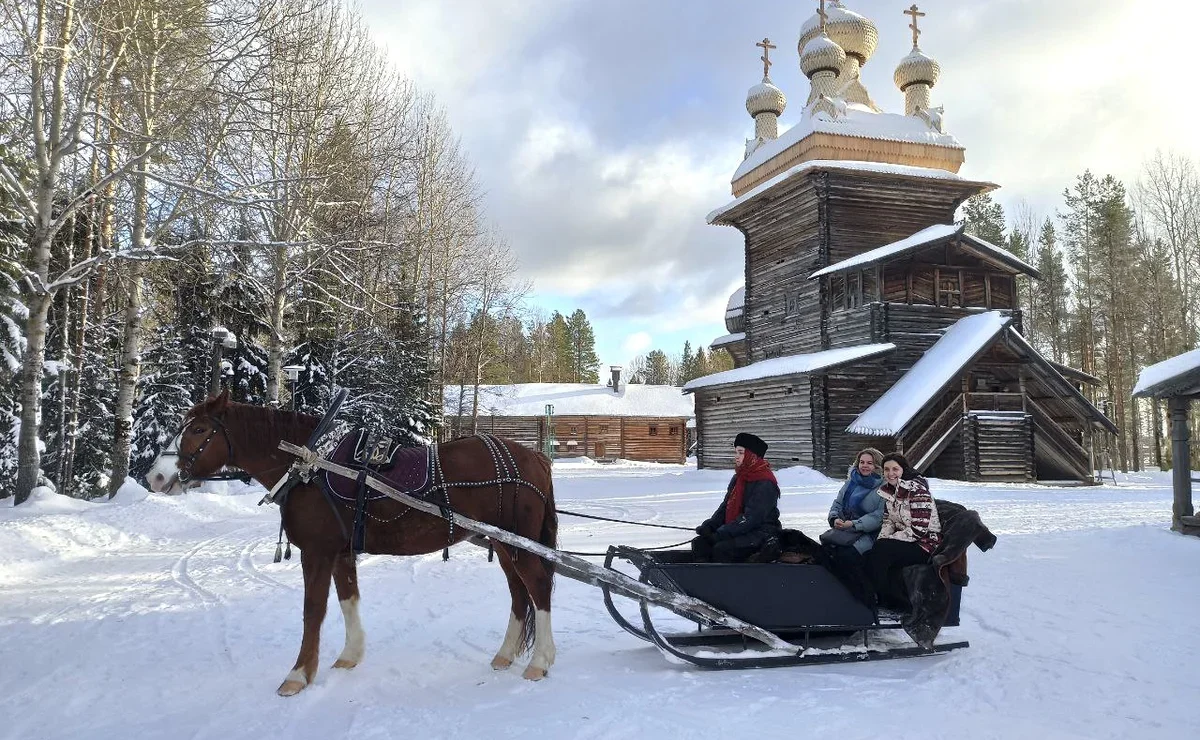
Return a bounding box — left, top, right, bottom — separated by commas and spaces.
692, 433, 782, 563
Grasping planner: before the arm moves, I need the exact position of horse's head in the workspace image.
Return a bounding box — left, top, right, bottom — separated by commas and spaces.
146, 431, 201, 494
173, 389, 237, 487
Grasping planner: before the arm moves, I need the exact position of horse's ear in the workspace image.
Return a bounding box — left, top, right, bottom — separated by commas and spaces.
213, 388, 231, 411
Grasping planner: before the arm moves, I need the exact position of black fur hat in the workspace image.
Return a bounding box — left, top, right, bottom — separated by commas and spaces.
733, 433, 768, 459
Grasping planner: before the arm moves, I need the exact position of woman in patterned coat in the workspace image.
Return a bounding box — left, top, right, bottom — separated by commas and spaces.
866, 452, 942, 609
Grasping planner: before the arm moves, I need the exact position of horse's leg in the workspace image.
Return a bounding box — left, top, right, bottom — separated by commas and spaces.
331, 551, 365, 670
512, 552, 556, 680
278, 550, 335, 696
491, 544, 533, 671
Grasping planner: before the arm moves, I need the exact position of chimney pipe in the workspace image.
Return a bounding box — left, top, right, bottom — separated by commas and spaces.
610, 365, 622, 393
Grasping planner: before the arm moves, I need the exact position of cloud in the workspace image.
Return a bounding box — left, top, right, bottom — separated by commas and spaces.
621, 331, 653, 356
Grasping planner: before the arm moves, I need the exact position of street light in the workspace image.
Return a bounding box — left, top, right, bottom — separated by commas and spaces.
282, 365, 304, 411
208, 326, 239, 396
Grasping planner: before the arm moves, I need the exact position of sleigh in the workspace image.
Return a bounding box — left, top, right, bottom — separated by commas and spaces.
599, 546, 968, 669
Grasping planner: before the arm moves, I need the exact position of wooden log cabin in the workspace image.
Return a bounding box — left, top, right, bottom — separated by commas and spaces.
443, 380, 693, 464
689, 2, 1115, 481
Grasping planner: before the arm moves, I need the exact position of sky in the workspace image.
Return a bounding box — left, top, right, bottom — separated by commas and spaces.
359, 0, 1200, 373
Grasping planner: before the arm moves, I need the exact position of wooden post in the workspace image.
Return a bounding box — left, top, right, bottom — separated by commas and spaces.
1169, 397, 1194, 532
620, 417, 626, 459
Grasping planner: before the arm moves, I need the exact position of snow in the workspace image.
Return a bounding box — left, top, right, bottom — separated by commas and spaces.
725, 286, 745, 318
848, 312, 1011, 436
708, 159, 970, 224
809, 224, 1040, 279
731, 105, 963, 184
709, 332, 745, 347
810, 223, 962, 278
1, 462, 1198, 739
683, 343, 895, 392
1133, 346, 1200, 397
444, 383, 693, 418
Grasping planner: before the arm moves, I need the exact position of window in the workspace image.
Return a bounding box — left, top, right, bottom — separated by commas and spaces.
937, 272, 962, 307
847, 272, 862, 308
599, 424, 609, 434
569, 424, 578, 435
669, 426, 679, 436
649, 425, 658, 436
785, 291, 799, 316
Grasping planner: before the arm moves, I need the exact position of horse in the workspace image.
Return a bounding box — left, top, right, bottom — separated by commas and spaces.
170, 390, 559, 696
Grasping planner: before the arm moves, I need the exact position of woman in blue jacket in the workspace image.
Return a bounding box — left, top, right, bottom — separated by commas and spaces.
823, 447, 885, 604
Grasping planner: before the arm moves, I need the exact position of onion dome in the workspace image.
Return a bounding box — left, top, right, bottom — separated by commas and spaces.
800, 33, 846, 78
798, 1, 878, 65
746, 77, 786, 117
894, 46, 941, 91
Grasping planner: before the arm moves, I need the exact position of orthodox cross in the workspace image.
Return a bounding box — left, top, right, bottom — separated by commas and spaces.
817, 0, 829, 32
905, 4, 926, 47
756, 38, 777, 77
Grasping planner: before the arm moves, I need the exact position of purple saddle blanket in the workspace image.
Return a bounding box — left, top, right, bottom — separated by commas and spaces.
323, 429, 434, 503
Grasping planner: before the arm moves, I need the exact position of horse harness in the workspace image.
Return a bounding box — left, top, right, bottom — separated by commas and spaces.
262, 430, 548, 563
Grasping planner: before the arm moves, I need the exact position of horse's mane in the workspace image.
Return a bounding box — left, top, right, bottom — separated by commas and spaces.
187, 395, 321, 450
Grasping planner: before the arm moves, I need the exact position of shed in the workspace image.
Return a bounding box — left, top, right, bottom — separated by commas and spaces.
443, 382, 694, 464
1132, 348, 1200, 536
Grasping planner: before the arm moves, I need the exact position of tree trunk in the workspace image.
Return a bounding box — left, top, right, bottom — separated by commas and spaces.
108, 259, 146, 496
16, 294, 53, 503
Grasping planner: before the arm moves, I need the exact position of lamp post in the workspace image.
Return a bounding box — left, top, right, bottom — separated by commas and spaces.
282, 365, 303, 411
208, 326, 238, 396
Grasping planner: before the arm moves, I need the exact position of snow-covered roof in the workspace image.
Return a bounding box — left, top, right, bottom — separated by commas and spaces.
725, 287, 745, 319
710, 332, 745, 348
443, 383, 693, 418
1132, 348, 1200, 398
683, 343, 895, 392
810, 223, 961, 278
808, 223, 1041, 279
847, 312, 1011, 436
732, 106, 963, 183
708, 159, 981, 225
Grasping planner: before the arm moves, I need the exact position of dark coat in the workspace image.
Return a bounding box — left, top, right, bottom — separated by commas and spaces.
701, 475, 782, 544
901, 499, 998, 649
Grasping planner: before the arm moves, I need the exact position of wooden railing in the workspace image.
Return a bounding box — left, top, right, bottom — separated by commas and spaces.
907, 394, 965, 471
966, 392, 1024, 412
1026, 397, 1090, 477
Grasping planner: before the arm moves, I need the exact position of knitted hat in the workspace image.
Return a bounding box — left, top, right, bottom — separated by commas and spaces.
733, 432, 768, 459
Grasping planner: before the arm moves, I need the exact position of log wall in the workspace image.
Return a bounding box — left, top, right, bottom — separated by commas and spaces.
694, 376, 813, 470
444, 415, 688, 464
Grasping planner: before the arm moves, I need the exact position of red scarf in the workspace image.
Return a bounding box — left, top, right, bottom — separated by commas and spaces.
726, 452, 777, 524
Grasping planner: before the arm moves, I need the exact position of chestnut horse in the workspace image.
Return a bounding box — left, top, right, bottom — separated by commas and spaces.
172, 391, 558, 696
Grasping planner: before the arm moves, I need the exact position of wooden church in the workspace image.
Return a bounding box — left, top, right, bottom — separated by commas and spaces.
685, 1, 1116, 483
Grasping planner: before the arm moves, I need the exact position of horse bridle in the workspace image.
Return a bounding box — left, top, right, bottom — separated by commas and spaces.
174, 414, 241, 484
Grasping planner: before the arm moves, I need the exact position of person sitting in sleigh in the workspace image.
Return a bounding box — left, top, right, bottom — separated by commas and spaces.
691, 433, 782, 563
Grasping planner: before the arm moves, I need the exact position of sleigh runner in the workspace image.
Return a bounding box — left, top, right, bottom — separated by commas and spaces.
275, 436, 976, 669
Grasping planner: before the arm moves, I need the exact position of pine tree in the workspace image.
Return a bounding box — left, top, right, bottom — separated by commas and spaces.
644, 350, 671, 385
547, 312, 573, 382
962, 193, 1006, 245
566, 309, 600, 383
679, 341, 695, 385
1031, 220, 1071, 363
69, 314, 119, 498
1060, 171, 1102, 378
131, 327, 193, 481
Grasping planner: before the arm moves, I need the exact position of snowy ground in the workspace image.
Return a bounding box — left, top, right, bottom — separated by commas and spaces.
2, 460, 1198, 740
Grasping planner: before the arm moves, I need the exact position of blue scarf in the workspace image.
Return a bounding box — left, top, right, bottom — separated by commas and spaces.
845, 469, 881, 519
